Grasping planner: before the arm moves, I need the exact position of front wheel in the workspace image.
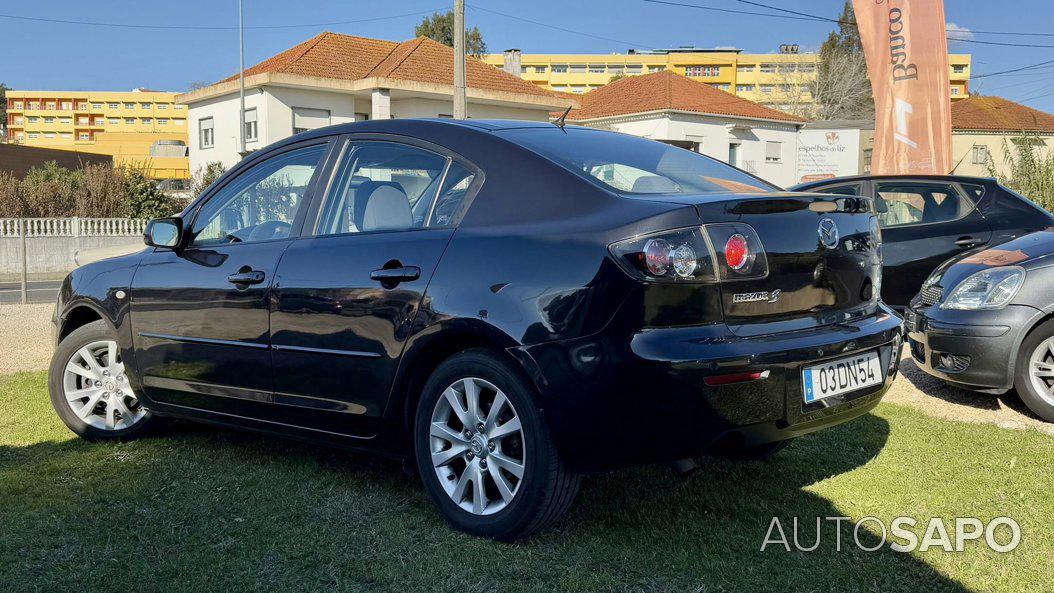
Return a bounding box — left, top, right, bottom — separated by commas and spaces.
1014, 319, 1054, 423
48, 320, 155, 440
413, 349, 580, 540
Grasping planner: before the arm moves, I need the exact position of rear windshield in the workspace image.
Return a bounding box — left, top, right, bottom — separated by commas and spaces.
498, 127, 777, 195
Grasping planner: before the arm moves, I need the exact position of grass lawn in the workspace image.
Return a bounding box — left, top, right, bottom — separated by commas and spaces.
1, 371, 1050, 593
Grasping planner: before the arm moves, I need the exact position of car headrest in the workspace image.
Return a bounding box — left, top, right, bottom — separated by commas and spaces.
873, 193, 889, 213
631, 175, 679, 194
354, 182, 412, 232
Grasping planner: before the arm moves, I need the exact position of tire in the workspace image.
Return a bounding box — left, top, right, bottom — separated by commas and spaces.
413, 349, 580, 540
48, 320, 155, 441
1013, 319, 1054, 423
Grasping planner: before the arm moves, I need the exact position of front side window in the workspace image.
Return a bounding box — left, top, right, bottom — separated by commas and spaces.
316, 142, 450, 235
199, 117, 214, 148
499, 128, 776, 196
190, 143, 326, 247
875, 183, 973, 228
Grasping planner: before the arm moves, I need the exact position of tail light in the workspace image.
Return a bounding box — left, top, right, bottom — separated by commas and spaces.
610, 223, 768, 283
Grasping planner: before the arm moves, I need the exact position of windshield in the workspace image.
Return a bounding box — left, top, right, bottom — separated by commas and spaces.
498, 127, 777, 195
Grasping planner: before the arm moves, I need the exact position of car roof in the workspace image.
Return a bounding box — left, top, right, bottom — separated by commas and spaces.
795, 174, 997, 187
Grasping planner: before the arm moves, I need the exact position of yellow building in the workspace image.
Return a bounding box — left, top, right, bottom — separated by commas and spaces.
485, 47, 971, 110
5, 89, 190, 184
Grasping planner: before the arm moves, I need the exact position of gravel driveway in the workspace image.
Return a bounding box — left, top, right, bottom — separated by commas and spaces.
3, 303, 1052, 435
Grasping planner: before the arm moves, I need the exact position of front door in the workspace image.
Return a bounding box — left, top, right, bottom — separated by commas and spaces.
873, 180, 993, 306
268, 139, 479, 435
130, 140, 331, 416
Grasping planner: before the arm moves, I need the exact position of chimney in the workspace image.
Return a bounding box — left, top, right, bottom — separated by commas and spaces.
503, 48, 522, 77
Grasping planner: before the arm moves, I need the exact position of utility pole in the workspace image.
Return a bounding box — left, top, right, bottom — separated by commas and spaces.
453, 0, 467, 120
238, 0, 246, 156
19, 219, 27, 305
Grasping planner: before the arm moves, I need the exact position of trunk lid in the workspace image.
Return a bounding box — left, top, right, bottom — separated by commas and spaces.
677, 192, 882, 336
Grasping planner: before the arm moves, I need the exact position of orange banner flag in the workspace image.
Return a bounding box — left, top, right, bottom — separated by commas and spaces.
853, 0, 952, 174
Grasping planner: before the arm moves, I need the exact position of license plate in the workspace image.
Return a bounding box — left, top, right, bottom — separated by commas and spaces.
802, 351, 883, 404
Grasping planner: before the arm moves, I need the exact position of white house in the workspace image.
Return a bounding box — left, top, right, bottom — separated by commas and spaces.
177, 32, 574, 171
563, 71, 807, 187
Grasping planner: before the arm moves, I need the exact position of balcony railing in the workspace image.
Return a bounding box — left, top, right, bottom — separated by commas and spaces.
0, 217, 147, 238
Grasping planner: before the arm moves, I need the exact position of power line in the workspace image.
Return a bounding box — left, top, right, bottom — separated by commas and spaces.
0, 8, 442, 31
642, 0, 825, 23
974, 59, 1054, 79
468, 4, 654, 48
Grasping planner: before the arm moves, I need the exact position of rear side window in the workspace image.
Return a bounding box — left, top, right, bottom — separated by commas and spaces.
813, 183, 861, 196
875, 182, 974, 228
316, 142, 449, 235
498, 128, 776, 196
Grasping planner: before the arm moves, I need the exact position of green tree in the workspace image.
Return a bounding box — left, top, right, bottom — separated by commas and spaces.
813, 0, 874, 120
122, 169, 179, 219
414, 11, 487, 57
191, 161, 227, 197
988, 136, 1054, 212
0, 83, 7, 133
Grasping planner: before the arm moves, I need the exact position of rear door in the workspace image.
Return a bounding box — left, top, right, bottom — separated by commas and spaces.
267, 137, 480, 435
873, 180, 992, 306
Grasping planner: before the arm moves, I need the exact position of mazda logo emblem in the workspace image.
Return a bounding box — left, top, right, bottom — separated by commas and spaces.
818, 218, 839, 249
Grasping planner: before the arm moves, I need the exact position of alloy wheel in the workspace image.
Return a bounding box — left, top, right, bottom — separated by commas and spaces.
1028, 337, 1054, 407
61, 340, 146, 431
429, 377, 526, 515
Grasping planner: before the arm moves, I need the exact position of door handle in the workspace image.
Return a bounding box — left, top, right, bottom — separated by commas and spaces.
227, 270, 266, 285
955, 236, 983, 248
370, 266, 421, 285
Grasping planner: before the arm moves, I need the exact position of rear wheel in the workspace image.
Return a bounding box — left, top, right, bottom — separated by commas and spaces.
413, 349, 579, 540
1014, 320, 1054, 422
48, 320, 154, 440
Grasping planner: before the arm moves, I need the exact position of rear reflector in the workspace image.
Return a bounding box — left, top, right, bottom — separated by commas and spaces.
703, 370, 770, 386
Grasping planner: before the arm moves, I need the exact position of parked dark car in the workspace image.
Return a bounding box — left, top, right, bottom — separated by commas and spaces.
792, 175, 1054, 307
905, 230, 1054, 422
48, 119, 903, 540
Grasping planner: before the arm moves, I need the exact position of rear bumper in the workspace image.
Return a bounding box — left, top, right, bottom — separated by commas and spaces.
517, 305, 904, 471
905, 302, 1041, 392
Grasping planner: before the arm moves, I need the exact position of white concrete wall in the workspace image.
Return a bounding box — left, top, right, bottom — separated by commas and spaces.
0, 236, 144, 275
591, 113, 801, 187
952, 131, 1054, 178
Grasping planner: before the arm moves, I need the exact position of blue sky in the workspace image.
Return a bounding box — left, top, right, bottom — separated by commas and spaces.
4, 0, 1054, 112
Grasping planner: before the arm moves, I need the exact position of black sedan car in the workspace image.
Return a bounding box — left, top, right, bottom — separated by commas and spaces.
48, 119, 902, 539
905, 230, 1054, 422
793, 175, 1054, 307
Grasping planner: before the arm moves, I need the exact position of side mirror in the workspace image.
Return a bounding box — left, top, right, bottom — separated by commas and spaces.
144, 217, 184, 249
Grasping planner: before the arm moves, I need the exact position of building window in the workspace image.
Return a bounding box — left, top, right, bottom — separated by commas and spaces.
588, 64, 606, 73
157, 103, 168, 110
92, 102, 103, 109
60, 101, 72, 110
78, 132, 89, 141
292, 107, 330, 134
142, 117, 153, 124
972, 145, 989, 164
626, 64, 642, 74
108, 102, 119, 109
44, 117, 55, 123
12, 101, 24, 109
59, 117, 71, 124
685, 66, 720, 77
608, 65, 624, 74
77, 117, 88, 125
140, 103, 151, 110
760, 63, 777, 73
125, 118, 136, 124
174, 104, 186, 110
199, 117, 214, 148
569, 64, 587, 74
28, 133, 39, 139
43, 132, 56, 138
648, 65, 665, 73
174, 119, 186, 125
736, 64, 755, 73
534, 66, 546, 73
46, 102, 56, 110
710, 83, 731, 91
520, 66, 529, 74
777, 64, 796, 73
124, 102, 135, 109
799, 63, 816, 73
108, 117, 119, 124
736, 84, 754, 92
61, 132, 73, 139
28, 101, 40, 110
77, 102, 89, 110
244, 107, 258, 142
760, 85, 774, 93
27, 116, 38, 123
953, 64, 966, 74
765, 141, 782, 163
94, 117, 104, 125
951, 87, 960, 96
355, 112, 370, 121
779, 84, 792, 92
158, 118, 169, 125
551, 64, 568, 73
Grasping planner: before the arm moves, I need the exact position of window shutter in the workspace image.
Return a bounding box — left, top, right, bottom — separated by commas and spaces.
292, 107, 330, 130
765, 141, 781, 161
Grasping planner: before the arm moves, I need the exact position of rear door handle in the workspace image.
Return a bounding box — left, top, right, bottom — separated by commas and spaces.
370, 266, 421, 285
955, 236, 983, 248
227, 270, 266, 285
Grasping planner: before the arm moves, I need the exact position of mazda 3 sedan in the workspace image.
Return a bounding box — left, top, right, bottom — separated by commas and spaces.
49, 119, 903, 539
793, 175, 1054, 307
905, 230, 1054, 422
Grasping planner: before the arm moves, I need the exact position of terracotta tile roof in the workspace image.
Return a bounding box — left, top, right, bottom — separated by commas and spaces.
219, 32, 554, 98
564, 70, 807, 123
951, 95, 1054, 132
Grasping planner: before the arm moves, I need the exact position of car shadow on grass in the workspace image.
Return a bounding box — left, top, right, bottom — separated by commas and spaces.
0, 413, 972, 592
